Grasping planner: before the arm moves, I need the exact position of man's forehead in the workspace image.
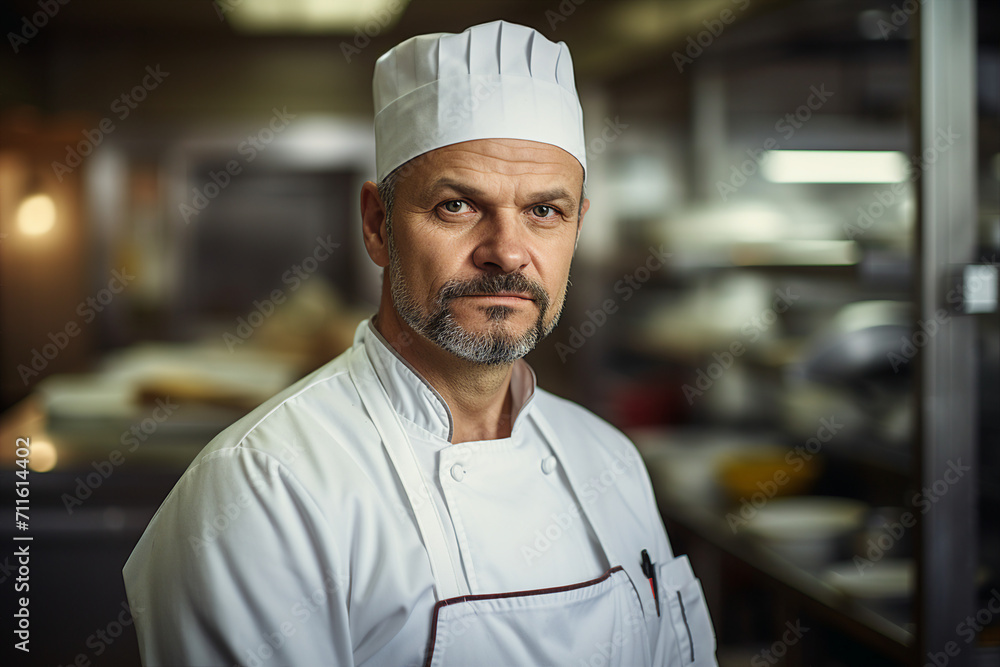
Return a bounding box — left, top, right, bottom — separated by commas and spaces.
400, 139, 585, 191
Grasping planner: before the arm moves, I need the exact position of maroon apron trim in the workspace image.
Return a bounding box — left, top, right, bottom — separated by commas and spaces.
422, 566, 625, 667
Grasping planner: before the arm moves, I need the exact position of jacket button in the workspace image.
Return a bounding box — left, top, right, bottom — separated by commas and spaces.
541, 456, 557, 475
450, 464, 466, 482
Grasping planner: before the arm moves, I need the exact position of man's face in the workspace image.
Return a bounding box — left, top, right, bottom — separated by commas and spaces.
385, 138, 587, 365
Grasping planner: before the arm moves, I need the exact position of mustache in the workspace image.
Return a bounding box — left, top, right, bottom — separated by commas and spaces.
437, 272, 549, 309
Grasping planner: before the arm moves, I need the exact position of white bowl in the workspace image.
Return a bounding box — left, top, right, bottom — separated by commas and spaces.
823, 559, 913, 601
742, 496, 868, 568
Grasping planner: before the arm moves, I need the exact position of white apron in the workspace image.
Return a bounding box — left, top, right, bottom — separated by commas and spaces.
348, 344, 717, 667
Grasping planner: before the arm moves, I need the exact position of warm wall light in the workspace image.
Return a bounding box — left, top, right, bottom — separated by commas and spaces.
227, 0, 409, 32
28, 439, 58, 472
16, 192, 57, 235
762, 150, 908, 183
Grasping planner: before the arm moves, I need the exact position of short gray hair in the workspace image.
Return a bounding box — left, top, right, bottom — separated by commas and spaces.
376, 168, 401, 231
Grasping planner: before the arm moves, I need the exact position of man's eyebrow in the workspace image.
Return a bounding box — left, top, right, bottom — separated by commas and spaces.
423, 180, 577, 207
422, 179, 486, 201
526, 188, 576, 205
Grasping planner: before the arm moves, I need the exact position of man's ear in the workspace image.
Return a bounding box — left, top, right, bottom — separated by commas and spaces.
361, 181, 390, 268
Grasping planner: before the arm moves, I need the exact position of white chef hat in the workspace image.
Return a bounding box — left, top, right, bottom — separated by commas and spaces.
373, 20, 586, 182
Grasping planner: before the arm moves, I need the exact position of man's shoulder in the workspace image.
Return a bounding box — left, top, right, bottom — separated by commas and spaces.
532, 387, 629, 442
196, 346, 366, 462
168, 344, 397, 515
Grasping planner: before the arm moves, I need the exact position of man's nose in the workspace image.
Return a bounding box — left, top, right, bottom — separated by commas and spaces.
472, 211, 530, 274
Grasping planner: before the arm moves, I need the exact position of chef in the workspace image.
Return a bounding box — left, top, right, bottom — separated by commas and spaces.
124, 20, 717, 667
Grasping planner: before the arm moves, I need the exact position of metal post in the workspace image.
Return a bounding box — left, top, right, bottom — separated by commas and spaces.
916, 1, 978, 665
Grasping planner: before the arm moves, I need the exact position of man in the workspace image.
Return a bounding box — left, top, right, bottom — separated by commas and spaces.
124, 21, 717, 666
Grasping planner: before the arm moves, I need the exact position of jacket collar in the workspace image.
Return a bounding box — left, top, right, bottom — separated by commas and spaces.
356, 318, 536, 443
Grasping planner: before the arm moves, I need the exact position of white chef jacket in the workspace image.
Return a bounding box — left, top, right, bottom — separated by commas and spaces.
123, 319, 717, 666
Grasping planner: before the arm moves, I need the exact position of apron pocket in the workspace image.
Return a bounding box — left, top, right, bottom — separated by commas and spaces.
655, 556, 717, 666
424, 567, 651, 667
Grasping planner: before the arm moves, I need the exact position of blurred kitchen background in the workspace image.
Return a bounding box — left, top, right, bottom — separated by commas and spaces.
1, 0, 997, 665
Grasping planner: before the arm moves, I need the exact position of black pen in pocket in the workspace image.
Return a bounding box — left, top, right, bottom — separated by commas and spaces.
640, 549, 660, 617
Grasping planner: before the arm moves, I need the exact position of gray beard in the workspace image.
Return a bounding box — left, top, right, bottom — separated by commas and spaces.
387, 232, 562, 366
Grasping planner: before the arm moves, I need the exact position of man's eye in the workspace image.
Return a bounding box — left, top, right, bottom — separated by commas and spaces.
532, 205, 556, 218
441, 200, 469, 214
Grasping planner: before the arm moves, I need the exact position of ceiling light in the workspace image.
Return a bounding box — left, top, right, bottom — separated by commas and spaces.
226, 0, 409, 33
762, 150, 908, 183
